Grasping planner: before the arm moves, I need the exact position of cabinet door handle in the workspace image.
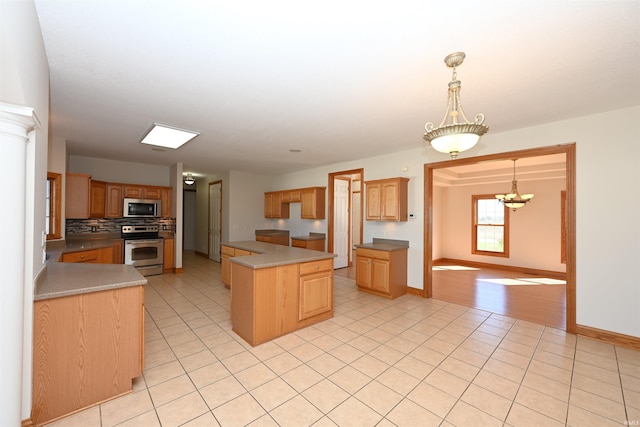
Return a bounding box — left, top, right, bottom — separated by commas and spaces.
315, 265, 319, 270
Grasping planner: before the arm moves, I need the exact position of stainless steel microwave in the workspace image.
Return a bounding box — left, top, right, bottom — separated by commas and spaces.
123, 198, 162, 218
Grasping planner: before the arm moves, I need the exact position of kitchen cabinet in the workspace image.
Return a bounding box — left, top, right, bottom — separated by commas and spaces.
365, 177, 409, 221
32, 285, 144, 425
160, 187, 172, 218
355, 247, 407, 298
111, 239, 124, 264
255, 233, 289, 246
106, 183, 123, 217
291, 236, 325, 251
123, 185, 144, 198
163, 237, 174, 273
264, 191, 289, 218
221, 245, 254, 288
231, 257, 334, 346
65, 173, 91, 219
301, 187, 326, 219
282, 189, 301, 203
90, 180, 106, 218
299, 259, 333, 321
60, 246, 114, 264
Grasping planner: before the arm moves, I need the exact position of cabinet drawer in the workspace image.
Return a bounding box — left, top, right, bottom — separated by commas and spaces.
291, 239, 306, 248
299, 259, 333, 275
356, 248, 390, 261
255, 235, 270, 243
235, 249, 252, 256
222, 246, 235, 256
62, 249, 99, 263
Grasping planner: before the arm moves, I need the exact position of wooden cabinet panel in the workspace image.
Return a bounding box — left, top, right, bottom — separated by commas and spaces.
65, 173, 91, 219
221, 245, 255, 288
111, 239, 124, 264
160, 187, 171, 217
163, 238, 174, 273
90, 180, 106, 218
123, 185, 144, 198
301, 187, 326, 219
256, 234, 289, 246
32, 286, 144, 425
355, 247, 407, 298
106, 183, 123, 217
144, 186, 161, 199
264, 192, 289, 218
291, 238, 325, 251
365, 178, 409, 221
299, 270, 332, 320
60, 246, 114, 264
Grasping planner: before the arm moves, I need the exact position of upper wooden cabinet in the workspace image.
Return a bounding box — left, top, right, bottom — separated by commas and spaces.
123, 185, 164, 200
301, 187, 325, 219
105, 183, 123, 218
264, 186, 326, 219
264, 192, 289, 219
159, 187, 172, 218
89, 180, 106, 218
365, 177, 409, 221
66, 173, 91, 219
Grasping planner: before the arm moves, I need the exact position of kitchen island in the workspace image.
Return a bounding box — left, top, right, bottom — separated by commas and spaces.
224, 241, 336, 346
32, 243, 146, 426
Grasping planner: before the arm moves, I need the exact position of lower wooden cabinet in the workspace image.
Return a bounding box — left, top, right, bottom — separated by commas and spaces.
291, 237, 325, 251
299, 259, 333, 320
32, 285, 144, 425
356, 247, 407, 298
221, 245, 253, 288
255, 234, 289, 246
164, 237, 175, 273
60, 246, 114, 264
231, 258, 334, 346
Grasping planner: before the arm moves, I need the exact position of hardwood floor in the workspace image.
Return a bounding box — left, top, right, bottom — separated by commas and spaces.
335, 261, 566, 330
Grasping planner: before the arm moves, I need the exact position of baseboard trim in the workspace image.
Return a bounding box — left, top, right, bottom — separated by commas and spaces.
406, 287, 423, 297
575, 324, 640, 351
435, 258, 566, 280
22, 419, 33, 427
195, 251, 208, 258
174, 267, 184, 274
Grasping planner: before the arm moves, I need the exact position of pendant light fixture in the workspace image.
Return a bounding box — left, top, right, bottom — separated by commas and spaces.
183, 173, 195, 185
423, 52, 489, 159
495, 159, 534, 211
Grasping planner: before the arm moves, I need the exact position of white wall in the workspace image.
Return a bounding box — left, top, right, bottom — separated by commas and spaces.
1, 0, 50, 424
228, 170, 276, 241
439, 178, 566, 271
68, 155, 171, 186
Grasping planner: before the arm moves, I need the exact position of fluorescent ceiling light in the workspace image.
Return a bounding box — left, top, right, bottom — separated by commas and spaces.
140, 123, 199, 149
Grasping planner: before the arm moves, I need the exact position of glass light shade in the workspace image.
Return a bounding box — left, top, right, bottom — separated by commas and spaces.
504, 201, 526, 209
430, 132, 480, 157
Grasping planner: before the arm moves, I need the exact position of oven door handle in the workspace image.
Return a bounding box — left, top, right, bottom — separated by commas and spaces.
126, 239, 163, 244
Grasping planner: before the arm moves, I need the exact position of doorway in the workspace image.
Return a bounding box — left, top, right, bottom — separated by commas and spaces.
328, 168, 364, 268
423, 144, 576, 333
208, 181, 222, 262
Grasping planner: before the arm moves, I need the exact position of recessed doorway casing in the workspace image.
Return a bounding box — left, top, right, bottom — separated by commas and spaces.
423, 144, 576, 333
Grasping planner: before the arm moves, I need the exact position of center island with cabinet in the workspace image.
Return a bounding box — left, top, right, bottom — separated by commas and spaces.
222, 241, 336, 346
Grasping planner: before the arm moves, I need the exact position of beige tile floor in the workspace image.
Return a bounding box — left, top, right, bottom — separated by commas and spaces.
48, 251, 639, 427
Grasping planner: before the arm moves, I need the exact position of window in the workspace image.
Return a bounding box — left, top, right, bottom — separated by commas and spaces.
46, 172, 62, 240
472, 194, 509, 257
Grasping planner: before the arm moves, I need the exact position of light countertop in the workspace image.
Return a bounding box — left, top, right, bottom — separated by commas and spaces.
37, 238, 146, 301
223, 241, 335, 269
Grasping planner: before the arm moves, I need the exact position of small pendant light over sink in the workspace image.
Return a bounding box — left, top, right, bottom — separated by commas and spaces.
495, 159, 534, 211
423, 52, 489, 159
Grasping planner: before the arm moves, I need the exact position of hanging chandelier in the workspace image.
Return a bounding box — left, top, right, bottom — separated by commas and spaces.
423, 52, 489, 159
495, 159, 534, 211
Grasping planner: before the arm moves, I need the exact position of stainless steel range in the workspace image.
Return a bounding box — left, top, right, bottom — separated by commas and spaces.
122, 225, 163, 276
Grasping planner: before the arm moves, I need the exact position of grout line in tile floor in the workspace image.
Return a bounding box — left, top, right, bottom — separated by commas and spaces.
46, 252, 640, 427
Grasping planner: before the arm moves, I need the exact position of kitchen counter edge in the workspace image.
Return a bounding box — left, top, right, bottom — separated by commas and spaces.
224, 241, 336, 269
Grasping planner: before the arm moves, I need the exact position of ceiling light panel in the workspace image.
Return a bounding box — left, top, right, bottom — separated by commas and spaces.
141, 123, 199, 149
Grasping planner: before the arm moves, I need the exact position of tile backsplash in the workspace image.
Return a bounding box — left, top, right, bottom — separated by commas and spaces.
66, 217, 176, 235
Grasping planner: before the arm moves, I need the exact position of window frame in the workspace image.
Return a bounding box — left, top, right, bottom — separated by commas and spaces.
46, 172, 62, 240
471, 194, 510, 258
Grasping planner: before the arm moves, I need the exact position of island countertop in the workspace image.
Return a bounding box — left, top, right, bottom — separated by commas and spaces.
223, 240, 336, 269
37, 240, 146, 301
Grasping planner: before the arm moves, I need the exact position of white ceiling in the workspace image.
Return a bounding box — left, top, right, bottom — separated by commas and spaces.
34, 1, 640, 177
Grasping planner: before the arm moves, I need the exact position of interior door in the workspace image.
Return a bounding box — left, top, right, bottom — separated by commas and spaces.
333, 178, 350, 269
208, 181, 221, 262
